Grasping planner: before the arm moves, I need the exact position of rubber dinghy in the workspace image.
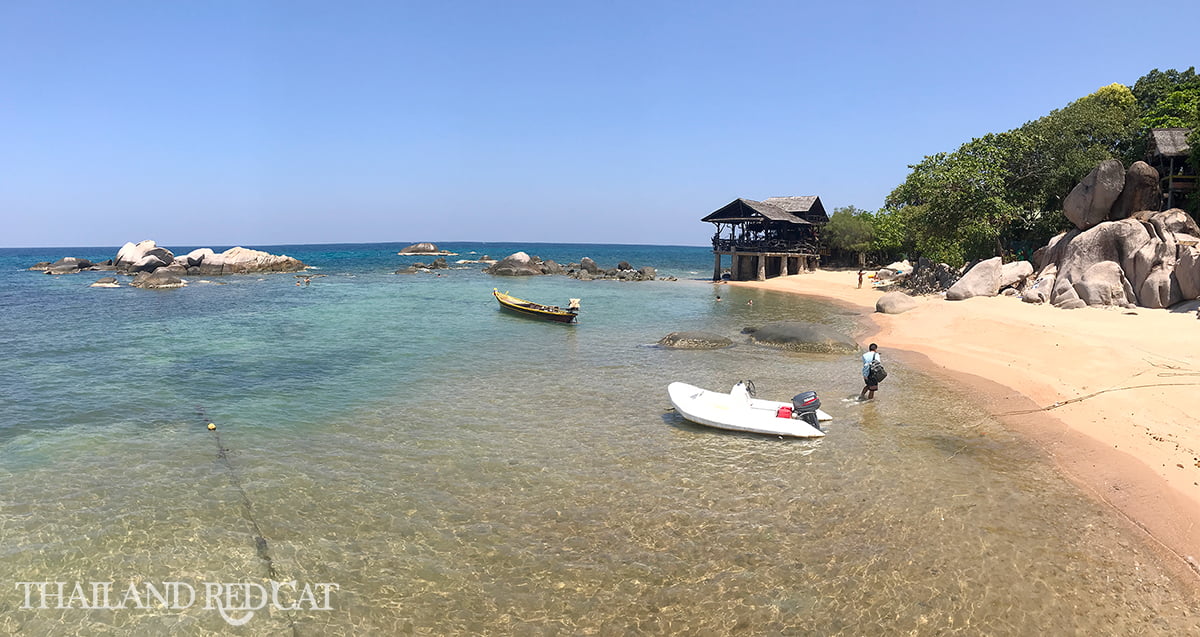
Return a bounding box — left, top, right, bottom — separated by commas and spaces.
667, 381, 832, 438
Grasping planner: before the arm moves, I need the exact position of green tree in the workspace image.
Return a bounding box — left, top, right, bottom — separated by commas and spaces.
824, 206, 875, 261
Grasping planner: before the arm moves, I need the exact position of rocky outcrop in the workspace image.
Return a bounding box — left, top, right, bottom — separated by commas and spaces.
746, 321, 858, 354
398, 242, 454, 255
116, 240, 176, 273
876, 291, 918, 314
395, 257, 451, 274
483, 252, 667, 281
90, 277, 119, 288
900, 258, 957, 294
32, 240, 305, 286
1063, 159, 1125, 231
484, 252, 545, 276
657, 331, 733, 349
1027, 209, 1200, 309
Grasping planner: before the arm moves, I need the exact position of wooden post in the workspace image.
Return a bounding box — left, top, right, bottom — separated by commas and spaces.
731, 253, 740, 281
713, 253, 722, 281
780, 255, 790, 277
757, 255, 766, 281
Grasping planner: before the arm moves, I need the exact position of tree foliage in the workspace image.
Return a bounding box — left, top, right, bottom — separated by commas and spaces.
873, 80, 1159, 266
823, 205, 875, 255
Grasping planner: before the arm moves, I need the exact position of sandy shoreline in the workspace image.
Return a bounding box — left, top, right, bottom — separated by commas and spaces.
733, 268, 1200, 588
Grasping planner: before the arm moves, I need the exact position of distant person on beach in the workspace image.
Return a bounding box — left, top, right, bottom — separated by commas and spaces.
860, 343, 882, 400
857, 269, 865, 288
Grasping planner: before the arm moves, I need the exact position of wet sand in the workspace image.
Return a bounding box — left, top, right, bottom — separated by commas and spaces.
733, 268, 1200, 588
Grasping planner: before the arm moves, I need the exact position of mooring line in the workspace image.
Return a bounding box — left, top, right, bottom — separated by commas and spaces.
197, 406, 301, 636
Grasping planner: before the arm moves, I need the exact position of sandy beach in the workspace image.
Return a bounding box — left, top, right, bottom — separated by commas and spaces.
736, 269, 1200, 587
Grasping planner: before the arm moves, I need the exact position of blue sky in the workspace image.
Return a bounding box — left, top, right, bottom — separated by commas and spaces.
2, 0, 1196, 248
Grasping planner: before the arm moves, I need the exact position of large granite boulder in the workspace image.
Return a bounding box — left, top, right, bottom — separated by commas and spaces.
218, 246, 306, 274
1063, 159, 1125, 230
115, 240, 175, 273
1178, 245, 1200, 300
747, 321, 858, 354
657, 331, 733, 349
1110, 161, 1161, 221
484, 252, 545, 276
876, 291, 918, 314
945, 257, 1003, 300
998, 260, 1034, 291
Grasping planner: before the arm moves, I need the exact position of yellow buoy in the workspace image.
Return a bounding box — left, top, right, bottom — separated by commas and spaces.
207, 423, 216, 431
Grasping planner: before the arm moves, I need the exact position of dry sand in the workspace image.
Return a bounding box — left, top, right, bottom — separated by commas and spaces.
734, 268, 1200, 586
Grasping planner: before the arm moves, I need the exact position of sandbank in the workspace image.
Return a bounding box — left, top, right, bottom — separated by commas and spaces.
734, 269, 1200, 586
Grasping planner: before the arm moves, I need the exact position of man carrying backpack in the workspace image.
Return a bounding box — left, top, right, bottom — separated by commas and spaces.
860, 343, 886, 400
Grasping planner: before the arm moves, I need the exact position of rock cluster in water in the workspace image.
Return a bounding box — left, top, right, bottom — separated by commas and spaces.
29, 240, 306, 289
483, 251, 673, 281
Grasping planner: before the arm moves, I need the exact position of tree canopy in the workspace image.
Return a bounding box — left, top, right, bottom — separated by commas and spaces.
868, 69, 1198, 267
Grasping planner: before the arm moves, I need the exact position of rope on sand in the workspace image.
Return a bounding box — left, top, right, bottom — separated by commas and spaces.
197, 406, 301, 636
993, 382, 1200, 417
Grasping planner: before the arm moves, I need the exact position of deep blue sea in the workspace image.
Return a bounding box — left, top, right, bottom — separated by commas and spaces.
1, 241, 1197, 635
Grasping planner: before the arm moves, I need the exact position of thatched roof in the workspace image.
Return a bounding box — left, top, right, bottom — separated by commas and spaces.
702, 196, 829, 225
1150, 128, 1192, 157
762, 196, 828, 222
701, 198, 812, 225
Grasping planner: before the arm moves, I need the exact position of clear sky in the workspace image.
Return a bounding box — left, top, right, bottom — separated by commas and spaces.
2, 0, 1196, 248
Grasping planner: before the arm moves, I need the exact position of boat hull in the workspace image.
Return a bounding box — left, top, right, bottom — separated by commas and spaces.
493, 289, 578, 323
667, 382, 829, 438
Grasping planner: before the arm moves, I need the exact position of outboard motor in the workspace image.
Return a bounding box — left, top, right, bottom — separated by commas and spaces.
792, 391, 822, 427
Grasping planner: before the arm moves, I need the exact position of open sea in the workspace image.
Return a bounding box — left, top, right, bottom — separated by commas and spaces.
1, 241, 1198, 635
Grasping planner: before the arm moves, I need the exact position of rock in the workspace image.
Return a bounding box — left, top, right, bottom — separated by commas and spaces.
748, 321, 859, 354
484, 252, 545, 276
901, 258, 956, 294
1022, 263, 1057, 304
43, 257, 95, 274
129, 270, 185, 289
1110, 161, 1161, 221
115, 240, 175, 273
398, 242, 443, 255
638, 266, 657, 280
657, 331, 733, 349
945, 257, 1003, 300
184, 248, 215, 267
130, 254, 169, 273
580, 257, 601, 275
875, 291, 918, 314
998, 260, 1034, 291
541, 260, 565, 275
1177, 245, 1200, 300
1063, 159, 1125, 230
89, 277, 119, 288
219, 246, 306, 273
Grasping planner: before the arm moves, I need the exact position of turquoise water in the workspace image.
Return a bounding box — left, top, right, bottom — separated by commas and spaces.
1, 242, 1197, 635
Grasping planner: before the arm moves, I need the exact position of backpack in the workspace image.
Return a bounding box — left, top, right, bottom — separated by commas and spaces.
867, 354, 887, 384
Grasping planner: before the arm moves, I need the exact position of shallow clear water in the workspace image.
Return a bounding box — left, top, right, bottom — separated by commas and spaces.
1, 243, 1197, 635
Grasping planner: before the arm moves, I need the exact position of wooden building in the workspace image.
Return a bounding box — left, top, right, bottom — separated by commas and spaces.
702, 196, 828, 281
1148, 128, 1196, 209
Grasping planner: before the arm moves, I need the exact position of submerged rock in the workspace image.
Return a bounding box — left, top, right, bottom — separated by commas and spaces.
748, 321, 858, 354
657, 331, 733, 349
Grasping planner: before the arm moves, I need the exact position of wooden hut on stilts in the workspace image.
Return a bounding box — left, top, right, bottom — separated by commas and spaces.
703, 196, 829, 281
